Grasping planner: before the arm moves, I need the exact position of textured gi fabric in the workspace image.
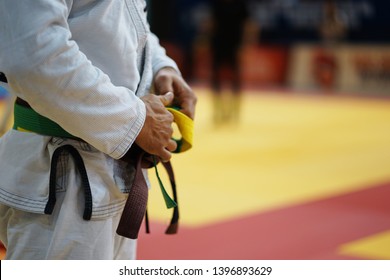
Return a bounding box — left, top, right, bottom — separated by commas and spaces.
0, 0, 179, 259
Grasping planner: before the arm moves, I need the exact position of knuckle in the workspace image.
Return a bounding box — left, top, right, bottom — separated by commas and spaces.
158, 73, 170, 83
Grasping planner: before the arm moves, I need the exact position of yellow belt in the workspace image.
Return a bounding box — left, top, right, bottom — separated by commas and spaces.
166, 107, 193, 153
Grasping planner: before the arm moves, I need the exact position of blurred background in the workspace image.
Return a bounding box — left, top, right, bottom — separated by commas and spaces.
1, 0, 390, 260
147, 0, 390, 95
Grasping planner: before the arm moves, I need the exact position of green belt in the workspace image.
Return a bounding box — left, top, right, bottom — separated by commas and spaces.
13, 100, 190, 210
14, 102, 194, 153
13, 102, 78, 139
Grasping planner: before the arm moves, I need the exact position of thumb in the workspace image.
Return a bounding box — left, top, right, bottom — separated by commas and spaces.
159, 92, 174, 107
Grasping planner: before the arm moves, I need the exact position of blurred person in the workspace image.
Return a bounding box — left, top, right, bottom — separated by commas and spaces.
176, 0, 197, 81
175, 0, 209, 82
313, 0, 347, 91
208, 0, 250, 125
0, 0, 196, 260
148, 0, 206, 82
320, 0, 346, 44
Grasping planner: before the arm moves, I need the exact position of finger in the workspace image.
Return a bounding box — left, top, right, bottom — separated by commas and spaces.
154, 75, 174, 95
159, 92, 174, 107
166, 139, 178, 152
178, 99, 196, 120
158, 148, 172, 163
156, 85, 174, 96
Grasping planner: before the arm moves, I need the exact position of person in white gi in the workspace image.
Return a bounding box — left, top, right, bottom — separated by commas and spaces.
0, 0, 196, 259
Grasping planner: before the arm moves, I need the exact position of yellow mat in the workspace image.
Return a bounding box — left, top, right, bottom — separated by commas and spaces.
1, 90, 390, 260
340, 230, 390, 259
147, 90, 390, 226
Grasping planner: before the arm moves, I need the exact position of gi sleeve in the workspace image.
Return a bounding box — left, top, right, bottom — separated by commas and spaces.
0, 0, 145, 159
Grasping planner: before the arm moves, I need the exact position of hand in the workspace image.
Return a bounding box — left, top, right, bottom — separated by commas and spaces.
133, 92, 177, 162
153, 67, 197, 120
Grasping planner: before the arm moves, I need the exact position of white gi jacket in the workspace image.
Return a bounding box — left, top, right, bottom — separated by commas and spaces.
0, 0, 179, 218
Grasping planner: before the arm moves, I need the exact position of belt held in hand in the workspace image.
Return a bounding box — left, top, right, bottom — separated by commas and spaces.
13, 98, 194, 239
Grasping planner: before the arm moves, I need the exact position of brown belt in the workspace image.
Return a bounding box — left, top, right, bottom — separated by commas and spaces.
116, 144, 179, 239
